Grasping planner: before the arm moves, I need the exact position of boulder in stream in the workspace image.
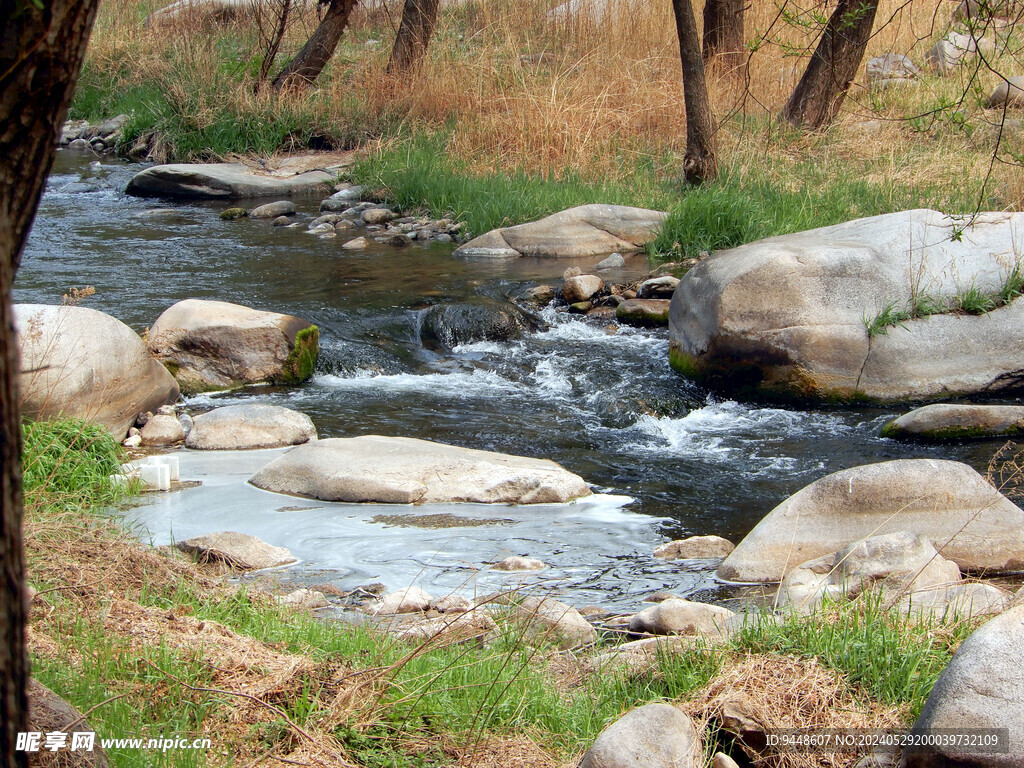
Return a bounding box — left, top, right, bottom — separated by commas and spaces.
718, 459, 1024, 583
148, 299, 318, 394
249, 435, 592, 504
15, 304, 179, 439
881, 403, 1024, 441
669, 209, 1024, 402
126, 162, 334, 199
419, 302, 541, 350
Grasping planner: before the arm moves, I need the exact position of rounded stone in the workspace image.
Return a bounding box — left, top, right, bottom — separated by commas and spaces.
185, 404, 317, 450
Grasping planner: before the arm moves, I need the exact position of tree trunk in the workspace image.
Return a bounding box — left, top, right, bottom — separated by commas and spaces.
0, 0, 100, 764
672, 0, 719, 184
702, 0, 746, 76
386, 0, 440, 75
272, 0, 359, 91
782, 0, 880, 129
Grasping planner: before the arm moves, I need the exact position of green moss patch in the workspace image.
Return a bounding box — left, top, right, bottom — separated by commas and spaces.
278, 325, 319, 384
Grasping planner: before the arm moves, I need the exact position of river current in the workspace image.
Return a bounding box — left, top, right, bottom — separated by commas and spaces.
15, 152, 1012, 610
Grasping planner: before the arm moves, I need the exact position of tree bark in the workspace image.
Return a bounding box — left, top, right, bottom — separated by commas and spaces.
672, 0, 719, 184
781, 0, 880, 129
702, 0, 746, 76
386, 0, 440, 75
0, 0, 100, 764
272, 0, 359, 91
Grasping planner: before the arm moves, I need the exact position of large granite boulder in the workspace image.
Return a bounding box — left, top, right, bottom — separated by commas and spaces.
669, 209, 1024, 402
148, 299, 318, 394
15, 304, 179, 439
882, 403, 1024, 441
126, 163, 334, 199
903, 605, 1024, 767
718, 459, 1024, 583
249, 436, 592, 504
579, 703, 702, 768
776, 532, 962, 614
185, 404, 317, 450
454, 204, 667, 260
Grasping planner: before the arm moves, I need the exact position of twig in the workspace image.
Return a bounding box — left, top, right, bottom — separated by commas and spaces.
59, 692, 130, 731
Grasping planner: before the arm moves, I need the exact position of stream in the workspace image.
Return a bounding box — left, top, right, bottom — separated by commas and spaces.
15, 151, 1015, 611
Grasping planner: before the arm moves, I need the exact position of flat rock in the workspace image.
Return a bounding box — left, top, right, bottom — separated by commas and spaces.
249, 436, 591, 504
126, 163, 334, 199
579, 702, 702, 768
185, 404, 317, 450
15, 304, 179, 439
628, 598, 736, 638
176, 531, 296, 570
719, 459, 1024, 582
669, 209, 1024, 402
454, 204, 667, 260
491, 555, 546, 571
904, 605, 1024, 767
776, 532, 962, 614
882, 403, 1024, 441
654, 535, 735, 559
148, 299, 318, 394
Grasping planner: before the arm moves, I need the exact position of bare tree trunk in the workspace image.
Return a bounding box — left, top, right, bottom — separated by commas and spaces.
0, 0, 100, 763
702, 0, 746, 76
272, 0, 358, 91
782, 0, 880, 129
672, 0, 719, 184
387, 0, 440, 75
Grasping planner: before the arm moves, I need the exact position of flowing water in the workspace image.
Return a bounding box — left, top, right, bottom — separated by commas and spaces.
15, 152, 1015, 610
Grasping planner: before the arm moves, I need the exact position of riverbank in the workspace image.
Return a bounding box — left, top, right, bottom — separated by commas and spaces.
71, 0, 1022, 251
26, 419, 985, 768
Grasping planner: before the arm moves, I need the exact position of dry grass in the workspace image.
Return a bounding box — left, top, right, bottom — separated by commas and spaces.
683, 653, 907, 768
78, 0, 1024, 206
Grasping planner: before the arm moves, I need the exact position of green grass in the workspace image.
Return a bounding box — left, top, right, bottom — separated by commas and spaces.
734, 600, 974, 719
351, 134, 985, 258
864, 301, 913, 337
22, 418, 135, 510
955, 283, 998, 314
349, 134, 673, 239
32, 622, 214, 768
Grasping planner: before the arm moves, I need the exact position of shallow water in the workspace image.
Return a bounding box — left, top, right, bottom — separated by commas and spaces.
16, 152, 1018, 610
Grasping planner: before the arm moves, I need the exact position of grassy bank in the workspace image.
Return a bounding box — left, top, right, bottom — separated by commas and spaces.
24, 419, 983, 767
73, 0, 1022, 253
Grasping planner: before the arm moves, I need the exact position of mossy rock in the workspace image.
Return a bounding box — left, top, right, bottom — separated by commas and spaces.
219, 207, 248, 220
278, 325, 319, 384
881, 404, 1024, 442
